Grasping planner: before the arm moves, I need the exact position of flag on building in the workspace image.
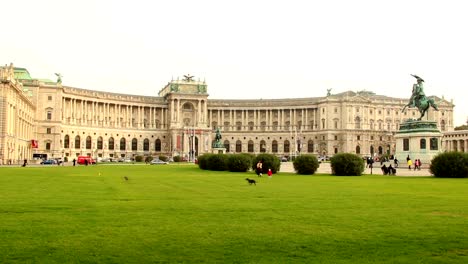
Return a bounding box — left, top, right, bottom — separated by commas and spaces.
31, 140, 38, 148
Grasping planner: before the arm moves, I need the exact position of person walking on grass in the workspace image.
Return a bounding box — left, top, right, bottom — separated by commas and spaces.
256, 160, 263, 177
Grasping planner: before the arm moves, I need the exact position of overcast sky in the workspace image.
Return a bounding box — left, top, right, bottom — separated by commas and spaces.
2, 0, 467, 126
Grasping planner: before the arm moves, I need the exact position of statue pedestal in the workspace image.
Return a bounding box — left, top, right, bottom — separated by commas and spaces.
212, 147, 226, 154
394, 120, 442, 165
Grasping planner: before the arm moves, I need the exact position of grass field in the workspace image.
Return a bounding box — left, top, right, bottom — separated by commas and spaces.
1, 164, 468, 263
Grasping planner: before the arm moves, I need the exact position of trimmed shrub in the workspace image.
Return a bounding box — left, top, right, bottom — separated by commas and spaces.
173, 155, 182, 162
144, 156, 153, 163
330, 153, 365, 176
197, 154, 214, 170
293, 155, 320, 175
252, 154, 281, 174
134, 155, 144, 162
226, 154, 252, 172
207, 154, 228, 171
158, 155, 168, 162
430, 152, 468, 178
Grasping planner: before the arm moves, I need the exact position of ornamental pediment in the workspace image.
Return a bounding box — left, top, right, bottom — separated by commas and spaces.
347, 95, 372, 103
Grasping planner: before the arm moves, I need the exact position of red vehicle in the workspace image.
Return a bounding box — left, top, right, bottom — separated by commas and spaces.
77, 156, 96, 165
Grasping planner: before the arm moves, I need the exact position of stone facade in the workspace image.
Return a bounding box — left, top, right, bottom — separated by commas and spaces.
0, 64, 36, 164
0, 65, 456, 164
442, 130, 468, 152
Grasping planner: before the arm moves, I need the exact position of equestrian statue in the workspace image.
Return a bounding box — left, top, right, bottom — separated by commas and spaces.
401, 74, 439, 120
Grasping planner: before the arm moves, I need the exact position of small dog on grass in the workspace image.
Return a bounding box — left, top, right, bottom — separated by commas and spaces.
245, 178, 256, 185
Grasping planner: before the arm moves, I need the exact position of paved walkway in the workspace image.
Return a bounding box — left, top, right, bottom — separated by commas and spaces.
279, 162, 433, 176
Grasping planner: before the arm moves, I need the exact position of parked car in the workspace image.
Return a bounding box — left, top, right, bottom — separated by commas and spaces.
150, 159, 168, 165
40, 159, 57, 165
281, 156, 288, 162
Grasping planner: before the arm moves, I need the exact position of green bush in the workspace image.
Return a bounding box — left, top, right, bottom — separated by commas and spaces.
293, 155, 320, 175
207, 154, 228, 171
330, 153, 365, 176
173, 155, 182, 162
430, 152, 468, 178
158, 155, 168, 162
226, 154, 252, 172
144, 156, 153, 163
197, 154, 213, 170
252, 154, 281, 174
135, 155, 144, 162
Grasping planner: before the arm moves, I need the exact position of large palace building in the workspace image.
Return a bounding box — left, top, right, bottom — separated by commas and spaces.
0, 64, 458, 164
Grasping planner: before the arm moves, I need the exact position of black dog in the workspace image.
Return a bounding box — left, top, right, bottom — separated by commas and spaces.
245, 178, 256, 185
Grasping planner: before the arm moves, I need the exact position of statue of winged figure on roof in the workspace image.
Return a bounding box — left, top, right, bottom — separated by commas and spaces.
55, 73, 63, 84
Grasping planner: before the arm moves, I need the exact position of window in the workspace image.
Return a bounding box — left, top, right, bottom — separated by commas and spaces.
284, 140, 290, 153
86, 136, 92, 149
236, 140, 242, 152
120, 138, 126, 151
48, 96, 52, 101
430, 138, 438, 150
75, 136, 80, 149
356, 145, 360, 154
334, 108, 338, 113
355, 116, 361, 129
420, 139, 426, 149
47, 111, 52, 120
403, 138, 409, 151
357, 135, 361, 140
248, 122, 254, 131
46, 142, 51, 150
46, 128, 52, 134
334, 121, 338, 129
224, 140, 230, 152
155, 139, 161, 151
248, 140, 254, 153
143, 139, 149, 151
108, 138, 115, 150
97, 137, 103, 150
64, 135, 70, 148
132, 138, 138, 151
307, 140, 314, 153
260, 140, 266, 152
272, 140, 278, 153
334, 135, 338, 140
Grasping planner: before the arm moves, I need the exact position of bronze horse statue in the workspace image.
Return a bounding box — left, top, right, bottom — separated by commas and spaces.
401, 96, 439, 120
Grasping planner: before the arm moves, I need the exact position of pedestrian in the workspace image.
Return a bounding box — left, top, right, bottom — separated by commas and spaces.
417, 159, 422, 170
72, 158, 76, 166
22, 159, 27, 167
406, 155, 410, 162
267, 168, 272, 178
256, 160, 263, 177
407, 158, 412, 170
394, 157, 399, 168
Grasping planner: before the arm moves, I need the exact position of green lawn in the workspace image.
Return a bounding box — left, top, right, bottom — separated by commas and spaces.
1, 165, 467, 263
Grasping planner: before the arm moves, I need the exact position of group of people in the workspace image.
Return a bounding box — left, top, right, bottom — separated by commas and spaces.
255, 160, 272, 178
381, 164, 397, 175
406, 155, 422, 170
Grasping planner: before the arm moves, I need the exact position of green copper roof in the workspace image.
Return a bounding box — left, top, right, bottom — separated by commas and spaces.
13, 67, 33, 80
